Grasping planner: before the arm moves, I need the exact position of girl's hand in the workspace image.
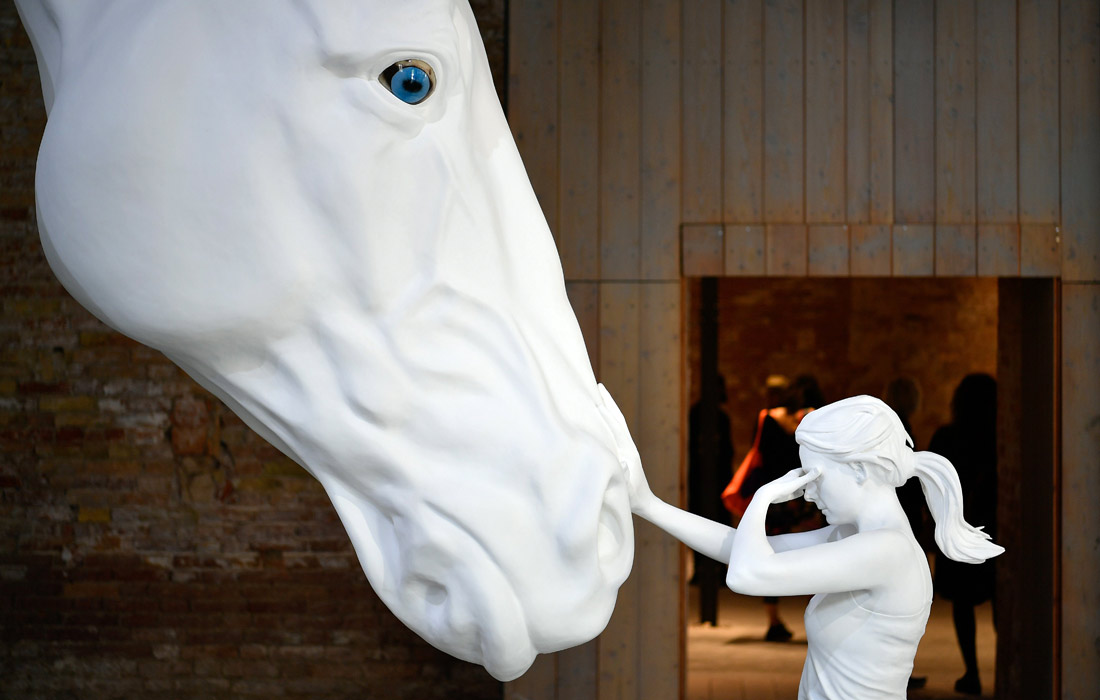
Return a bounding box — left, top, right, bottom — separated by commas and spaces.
754, 467, 821, 505
597, 383, 655, 513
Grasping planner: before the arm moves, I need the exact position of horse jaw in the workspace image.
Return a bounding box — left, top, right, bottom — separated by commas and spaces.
19, 0, 638, 681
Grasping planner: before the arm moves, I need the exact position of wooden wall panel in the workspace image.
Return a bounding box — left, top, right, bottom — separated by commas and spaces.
559, 0, 601, 280
893, 224, 935, 276
806, 0, 846, 223
641, 0, 682, 279
506, 656, 557, 700
977, 224, 1020, 276
763, 0, 804, 223
1021, 224, 1062, 277
682, 0, 723, 224
868, 0, 894, 224
724, 225, 766, 276
851, 224, 892, 276
557, 641, 599, 700
808, 225, 850, 276
766, 224, 808, 276
846, 0, 871, 222
567, 282, 601, 384
894, 0, 935, 223
1061, 284, 1100, 700
723, 0, 765, 223
600, 0, 641, 279
996, 279, 1058, 700
1060, 0, 1100, 283
1060, 0, 1100, 695
935, 224, 978, 276
636, 283, 683, 700
846, 0, 894, 224
976, 0, 1017, 223
509, 0, 559, 235
681, 224, 724, 277
935, 0, 977, 224
1018, 0, 1060, 224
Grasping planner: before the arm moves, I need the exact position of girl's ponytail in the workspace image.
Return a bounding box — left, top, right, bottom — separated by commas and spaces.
913, 450, 1004, 563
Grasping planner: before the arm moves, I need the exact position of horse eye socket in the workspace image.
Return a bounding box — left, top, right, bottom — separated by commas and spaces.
380, 59, 436, 105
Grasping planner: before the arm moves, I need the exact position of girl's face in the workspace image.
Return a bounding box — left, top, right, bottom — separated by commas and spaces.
799, 446, 861, 525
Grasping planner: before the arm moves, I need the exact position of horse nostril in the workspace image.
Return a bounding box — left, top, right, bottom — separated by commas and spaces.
408, 576, 448, 606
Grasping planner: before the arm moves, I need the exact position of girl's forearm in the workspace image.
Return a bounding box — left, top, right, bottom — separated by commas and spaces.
634, 496, 736, 564
726, 494, 776, 588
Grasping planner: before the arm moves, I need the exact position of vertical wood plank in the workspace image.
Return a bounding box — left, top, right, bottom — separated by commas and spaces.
893, 224, 935, 275
1021, 224, 1062, 277
641, 0, 682, 280
764, 0, 804, 223
1060, 0, 1100, 282
566, 281, 601, 380
935, 0, 977, 224
509, 0, 560, 235
506, 656, 557, 700
637, 282, 683, 700
723, 0, 765, 223
808, 225, 850, 276
869, 0, 894, 223
975, 0, 1017, 223
847, 0, 871, 222
724, 225, 767, 276
934, 224, 978, 276
996, 279, 1058, 700
597, 283, 641, 700
1061, 283, 1100, 700
560, 0, 601, 280
851, 224, 892, 276
894, 0, 935, 222
765, 224, 808, 275
1018, 0, 1059, 224
600, 0, 642, 279
683, 0, 723, 223
681, 225, 725, 277
806, 0, 846, 223
977, 224, 1020, 276
557, 641, 598, 700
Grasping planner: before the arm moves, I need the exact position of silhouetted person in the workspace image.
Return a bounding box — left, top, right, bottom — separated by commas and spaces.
687, 374, 734, 624
738, 374, 823, 641
929, 374, 998, 696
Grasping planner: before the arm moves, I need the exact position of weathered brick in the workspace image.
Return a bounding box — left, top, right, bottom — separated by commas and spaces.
38, 395, 96, 413
76, 506, 110, 523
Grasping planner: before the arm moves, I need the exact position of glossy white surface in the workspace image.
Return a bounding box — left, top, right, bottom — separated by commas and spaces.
17, 0, 637, 681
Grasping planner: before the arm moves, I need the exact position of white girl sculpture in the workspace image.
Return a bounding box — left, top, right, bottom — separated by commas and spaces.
602, 392, 1004, 699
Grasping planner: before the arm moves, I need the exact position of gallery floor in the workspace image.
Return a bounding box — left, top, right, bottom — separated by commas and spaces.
686, 587, 997, 700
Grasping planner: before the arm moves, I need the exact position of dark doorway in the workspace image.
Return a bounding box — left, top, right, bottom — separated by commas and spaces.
684, 277, 1059, 700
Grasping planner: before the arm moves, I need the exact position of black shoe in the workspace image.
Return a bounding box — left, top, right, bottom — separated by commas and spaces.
906, 675, 927, 689
954, 673, 981, 695
764, 623, 793, 642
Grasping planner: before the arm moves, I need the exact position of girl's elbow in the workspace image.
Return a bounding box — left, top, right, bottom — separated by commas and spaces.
725, 564, 766, 595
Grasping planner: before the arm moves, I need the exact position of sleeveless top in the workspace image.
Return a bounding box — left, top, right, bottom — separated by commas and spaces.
798, 590, 931, 700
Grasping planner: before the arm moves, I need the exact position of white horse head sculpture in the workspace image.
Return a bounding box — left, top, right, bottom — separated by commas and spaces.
18, 0, 638, 681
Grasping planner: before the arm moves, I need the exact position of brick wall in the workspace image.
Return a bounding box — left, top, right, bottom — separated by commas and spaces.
688, 277, 999, 462
1, 4, 505, 699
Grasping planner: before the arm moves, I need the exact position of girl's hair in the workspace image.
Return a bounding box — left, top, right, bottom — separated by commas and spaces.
795, 395, 1003, 564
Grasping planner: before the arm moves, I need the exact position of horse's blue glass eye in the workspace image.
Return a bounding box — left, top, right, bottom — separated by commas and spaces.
381, 60, 435, 105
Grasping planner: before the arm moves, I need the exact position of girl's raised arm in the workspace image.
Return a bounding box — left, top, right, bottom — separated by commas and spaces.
725, 469, 904, 597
